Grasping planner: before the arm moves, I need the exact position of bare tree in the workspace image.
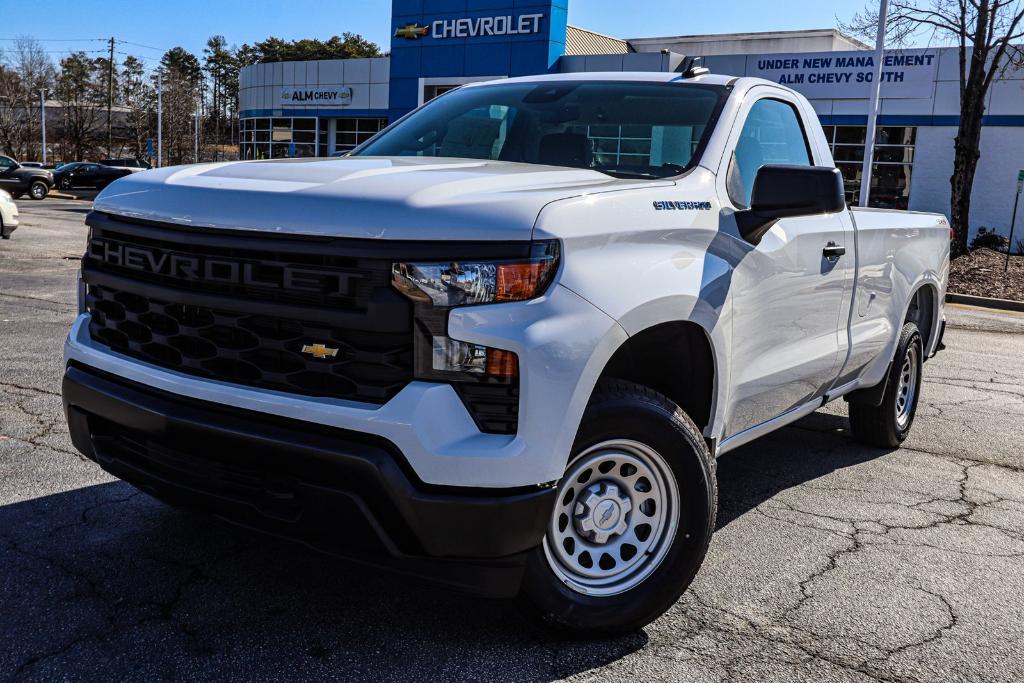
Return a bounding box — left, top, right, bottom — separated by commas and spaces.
0, 37, 54, 161
120, 55, 153, 161
844, 0, 1024, 254
54, 52, 103, 162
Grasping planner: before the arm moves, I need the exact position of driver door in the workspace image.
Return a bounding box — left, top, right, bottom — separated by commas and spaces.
721, 93, 854, 437
0, 156, 18, 191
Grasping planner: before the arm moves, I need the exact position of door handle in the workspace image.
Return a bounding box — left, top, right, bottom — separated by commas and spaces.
823, 242, 846, 260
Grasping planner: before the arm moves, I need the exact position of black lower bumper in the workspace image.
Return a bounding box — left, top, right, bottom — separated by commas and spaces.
1, 220, 15, 238
62, 363, 555, 597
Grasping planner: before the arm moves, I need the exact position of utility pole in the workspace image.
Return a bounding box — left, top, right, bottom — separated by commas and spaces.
39, 89, 47, 164
859, 0, 889, 207
194, 102, 199, 163
107, 37, 115, 156
156, 72, 163, 168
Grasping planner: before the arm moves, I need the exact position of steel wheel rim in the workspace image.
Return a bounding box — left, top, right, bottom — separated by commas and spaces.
31, 184, 45, 198
895, 344, 918, 428
542, 439, 680, 596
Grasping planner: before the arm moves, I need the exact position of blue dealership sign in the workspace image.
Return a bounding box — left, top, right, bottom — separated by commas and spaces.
389, 0, 568, 118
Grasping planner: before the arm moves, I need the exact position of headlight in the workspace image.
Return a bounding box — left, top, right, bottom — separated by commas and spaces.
0, 190, 12, 204
391, 240, 559, 384
392, 241, 559, 307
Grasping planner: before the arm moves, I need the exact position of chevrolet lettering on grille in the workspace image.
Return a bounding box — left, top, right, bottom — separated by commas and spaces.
89, 238, 364, 296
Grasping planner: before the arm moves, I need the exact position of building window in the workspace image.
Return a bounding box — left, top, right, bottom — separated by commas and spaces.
239, 117, 319, 160
822, 125, 916, 209
334, 118, 387, 153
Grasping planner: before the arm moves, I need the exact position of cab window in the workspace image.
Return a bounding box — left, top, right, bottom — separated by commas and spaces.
728, 98, 812, 208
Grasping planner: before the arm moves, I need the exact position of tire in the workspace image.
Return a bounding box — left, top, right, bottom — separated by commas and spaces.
28, 180, 48, 200
849, 322, 923, 448
59, 177, 72, 191
520, 379, 717, 635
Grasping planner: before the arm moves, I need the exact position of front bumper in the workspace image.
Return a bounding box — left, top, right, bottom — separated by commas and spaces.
62, 363, 557, 597
0, 210, 15, 237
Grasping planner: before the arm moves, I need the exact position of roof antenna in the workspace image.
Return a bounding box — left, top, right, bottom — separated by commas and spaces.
679, 56, 710, 78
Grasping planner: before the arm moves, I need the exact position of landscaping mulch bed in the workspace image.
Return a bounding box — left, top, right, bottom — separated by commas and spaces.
949, 248, 1024, 302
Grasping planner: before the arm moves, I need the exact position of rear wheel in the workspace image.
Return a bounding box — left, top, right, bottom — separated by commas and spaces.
849, 322, 923, 448
520, 379, 716, 635
28, 180, 48, 200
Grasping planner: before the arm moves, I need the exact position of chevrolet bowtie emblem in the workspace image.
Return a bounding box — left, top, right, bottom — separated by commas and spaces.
395, 23, 430, 39
301, 343, 339, 360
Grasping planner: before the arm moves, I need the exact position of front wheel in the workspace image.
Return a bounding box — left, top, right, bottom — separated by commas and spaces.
28, 180, 48, 200
849, 322, 923, 448
520, 379, 717, 635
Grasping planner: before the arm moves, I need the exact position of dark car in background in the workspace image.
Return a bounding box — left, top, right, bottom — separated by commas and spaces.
52, 162, 133, 191
0, 155, 54, 200
99, 158, 151, 170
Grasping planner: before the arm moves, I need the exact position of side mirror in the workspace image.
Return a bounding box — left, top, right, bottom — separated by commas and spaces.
736, 165, 846, 245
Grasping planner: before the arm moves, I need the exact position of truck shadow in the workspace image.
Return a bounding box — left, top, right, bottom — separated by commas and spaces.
0, 410, 889, 679
715, 409, 893, 530
0, 479, 645, 679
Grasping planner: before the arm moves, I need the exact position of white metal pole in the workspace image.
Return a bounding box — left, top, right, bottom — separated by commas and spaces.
157, 72, 163, 168
39, 89, 46, 164
859, 0, 889, 207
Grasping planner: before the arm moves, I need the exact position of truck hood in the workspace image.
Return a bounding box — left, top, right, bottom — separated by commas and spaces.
94, 157, 660, 241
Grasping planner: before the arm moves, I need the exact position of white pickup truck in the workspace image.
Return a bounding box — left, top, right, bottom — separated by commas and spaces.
62, 72, 949, 634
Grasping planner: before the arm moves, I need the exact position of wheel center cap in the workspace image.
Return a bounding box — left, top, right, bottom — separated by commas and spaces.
574, 481, 632, 544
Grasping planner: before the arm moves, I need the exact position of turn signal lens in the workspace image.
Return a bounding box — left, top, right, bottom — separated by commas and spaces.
496, 262, 550, 302
485, 348, 519, 379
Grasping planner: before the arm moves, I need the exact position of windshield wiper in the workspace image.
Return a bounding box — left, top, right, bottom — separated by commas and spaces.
598, 169, 667, 180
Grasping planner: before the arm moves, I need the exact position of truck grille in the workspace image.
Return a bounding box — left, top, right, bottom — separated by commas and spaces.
83, 212, 416, 404
86, 284, 413, 402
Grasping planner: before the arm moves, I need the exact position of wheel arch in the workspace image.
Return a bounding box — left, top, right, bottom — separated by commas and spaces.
593, 317, 722, 442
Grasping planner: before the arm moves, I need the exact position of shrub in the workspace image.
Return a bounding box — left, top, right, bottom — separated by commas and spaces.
970, 227, 1009, 252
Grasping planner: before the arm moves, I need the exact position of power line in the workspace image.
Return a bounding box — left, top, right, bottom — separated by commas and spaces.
117, 40, 169, 53
0, 37, 105, 42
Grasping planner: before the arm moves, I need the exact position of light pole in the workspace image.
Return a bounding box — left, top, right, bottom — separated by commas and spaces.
194, 102, 199, 163
859, 0, 889, 207
156, 72, 163, 168
39, 89, 47, 164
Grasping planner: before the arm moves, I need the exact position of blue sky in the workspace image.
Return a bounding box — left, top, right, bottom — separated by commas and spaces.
0, 0, 889, 66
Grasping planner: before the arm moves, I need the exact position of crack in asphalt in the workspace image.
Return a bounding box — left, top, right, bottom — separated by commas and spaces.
0, 382, 85, 461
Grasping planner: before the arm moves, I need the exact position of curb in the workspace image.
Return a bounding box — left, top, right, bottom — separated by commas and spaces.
946, 292, 1024, 312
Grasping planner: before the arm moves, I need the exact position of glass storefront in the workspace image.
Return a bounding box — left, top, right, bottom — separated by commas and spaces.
822, 125, 916, 209
239, 117, 321, 160
334, 118, 387, 153
239, 117, 387, 159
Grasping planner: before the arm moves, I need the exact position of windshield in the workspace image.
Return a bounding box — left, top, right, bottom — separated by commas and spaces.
355, 81, 727, 179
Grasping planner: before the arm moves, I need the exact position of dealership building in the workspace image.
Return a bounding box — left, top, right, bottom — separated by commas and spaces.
237, 0, 1024, 239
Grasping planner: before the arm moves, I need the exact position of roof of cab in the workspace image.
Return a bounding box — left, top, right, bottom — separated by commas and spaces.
462, 71, 739, 87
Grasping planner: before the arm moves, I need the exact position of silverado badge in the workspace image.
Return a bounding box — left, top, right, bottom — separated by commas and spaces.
301, 343, 340, 360
395, 24, 430, 39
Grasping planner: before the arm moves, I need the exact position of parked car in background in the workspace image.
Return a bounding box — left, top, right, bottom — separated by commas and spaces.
0, 155, 53, 200
99, 158, 151, 171
19, 161, 44, 168
53, 162, 133, 191
0, 189, 18, 238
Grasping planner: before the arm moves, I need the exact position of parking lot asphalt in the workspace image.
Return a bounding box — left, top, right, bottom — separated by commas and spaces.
2, 198, 1023, 682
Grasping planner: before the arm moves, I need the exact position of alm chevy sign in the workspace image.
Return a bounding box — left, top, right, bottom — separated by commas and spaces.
278, 87, 352, 106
